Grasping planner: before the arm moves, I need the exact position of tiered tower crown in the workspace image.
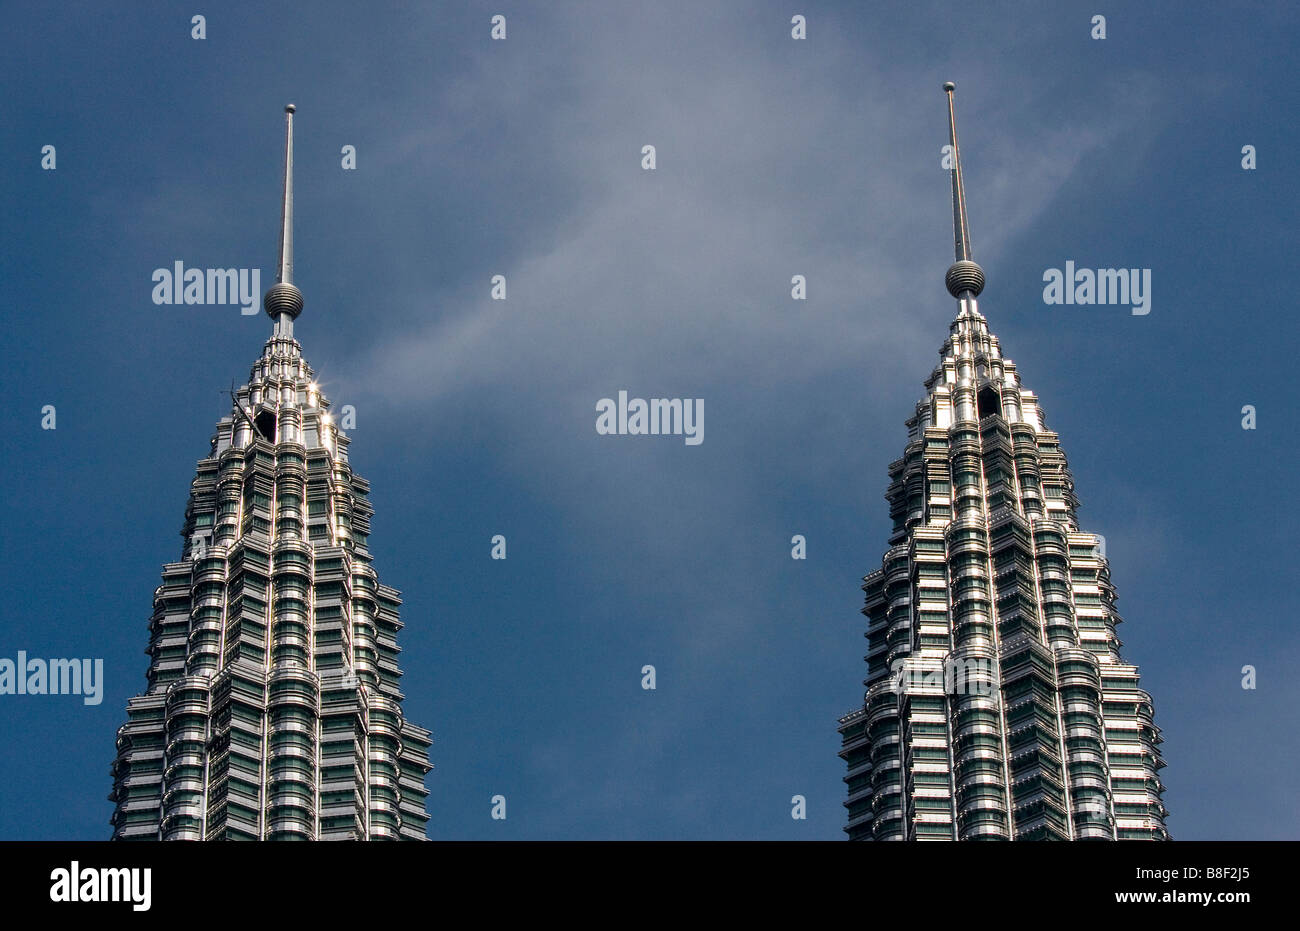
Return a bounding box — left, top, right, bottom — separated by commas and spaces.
110, 107, 432, 842
834, 84, 1168, 843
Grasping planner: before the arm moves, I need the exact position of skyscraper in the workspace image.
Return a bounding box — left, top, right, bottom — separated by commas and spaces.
109, 106, 432, 840
836, 85, 1169, 841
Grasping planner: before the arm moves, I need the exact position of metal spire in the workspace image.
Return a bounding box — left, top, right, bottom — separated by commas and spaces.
941, 82, 985, 300
263, 104, 305, 323
944, 83, 971, 263
277, 103, 295, 284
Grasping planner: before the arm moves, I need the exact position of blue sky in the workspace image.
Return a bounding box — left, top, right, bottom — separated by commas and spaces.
1, 1, 1296, 839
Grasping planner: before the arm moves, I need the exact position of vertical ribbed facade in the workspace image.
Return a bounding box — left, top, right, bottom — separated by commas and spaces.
837, 84, 1168, 842
108, 342, 432, 840
109, 106, 431, 841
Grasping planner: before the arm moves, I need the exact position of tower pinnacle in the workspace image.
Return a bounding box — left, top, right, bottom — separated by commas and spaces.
836, 81, 1169, 844
264, 103, 304, 323
942, 82, 985, 300
112, 101, 432, 840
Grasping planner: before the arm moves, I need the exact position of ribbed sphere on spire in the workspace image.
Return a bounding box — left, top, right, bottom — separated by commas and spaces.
945, 259, 985, 298
263, 281, 303, 319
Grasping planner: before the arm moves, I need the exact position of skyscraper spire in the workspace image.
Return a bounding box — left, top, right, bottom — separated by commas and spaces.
836, 84, 1169, 842
110, 105, 432, 841
277, 103, 295, 286
942, 82, 985, 301
263, 104, 304, 331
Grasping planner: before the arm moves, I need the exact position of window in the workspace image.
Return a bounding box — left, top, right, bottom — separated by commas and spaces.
254, 410, 276, 441
977, 386, 1001, 419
